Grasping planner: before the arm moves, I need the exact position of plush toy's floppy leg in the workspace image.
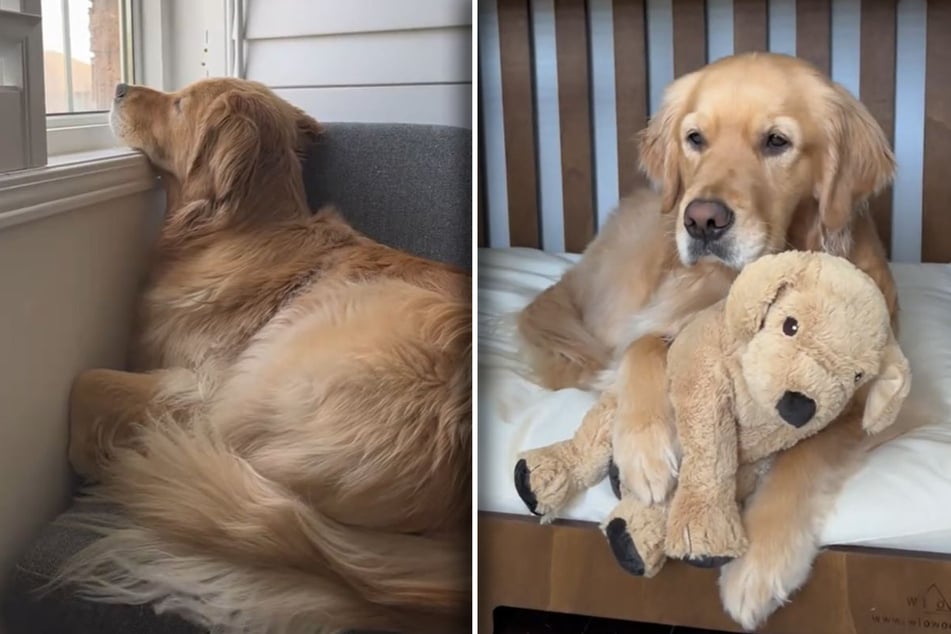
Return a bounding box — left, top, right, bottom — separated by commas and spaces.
612, 335, 680, 505
664, 468, 748, 566
514, 391, 616, 521
601, 460, 766, 577
602, 495, 669, 578
664, 455, 754, 567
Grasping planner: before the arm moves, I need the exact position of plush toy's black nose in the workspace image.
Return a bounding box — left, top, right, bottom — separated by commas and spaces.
776, 391, 816, 427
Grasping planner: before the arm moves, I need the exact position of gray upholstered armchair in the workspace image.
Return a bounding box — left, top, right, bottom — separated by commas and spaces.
1, 122, 471, 634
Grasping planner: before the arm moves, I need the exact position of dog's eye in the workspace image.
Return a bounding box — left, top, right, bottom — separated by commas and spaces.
854, 372, 864, 384
686, 131, 705, 150
173, 98, 182, 113
763, 133, 790, 155
782, 316, 799, 336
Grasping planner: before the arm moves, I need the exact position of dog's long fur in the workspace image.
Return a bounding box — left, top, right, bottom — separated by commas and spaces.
518, 53, 908, 629
55, 78, 471, 633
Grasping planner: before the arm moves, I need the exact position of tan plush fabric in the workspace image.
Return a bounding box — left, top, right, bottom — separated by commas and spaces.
516, 251, 911, 576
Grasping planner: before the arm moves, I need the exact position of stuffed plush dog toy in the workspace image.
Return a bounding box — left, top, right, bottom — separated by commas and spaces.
515, 251, 912, 578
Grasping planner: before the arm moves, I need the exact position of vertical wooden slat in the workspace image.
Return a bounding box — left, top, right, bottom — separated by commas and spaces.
796, 0, 831, 75
497, 0, 539, 248
859, 0, 896, 257
554, 0, 595, 253
922, 2, 951, 263
478, 81, 487, 249
671, 0, 706, 78
612, 0, 648, 198
733, 0, 768, 54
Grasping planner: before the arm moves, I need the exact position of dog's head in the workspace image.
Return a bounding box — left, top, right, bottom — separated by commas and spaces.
725, 251, 910, 435
110, 78, 322, 211
639, 53, 895, 269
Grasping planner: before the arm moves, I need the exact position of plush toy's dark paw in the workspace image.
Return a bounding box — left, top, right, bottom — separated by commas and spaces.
605, 518, 645, 576
608, 459, 622, 500
513, 459, 541, 516
683, 555, 734, 569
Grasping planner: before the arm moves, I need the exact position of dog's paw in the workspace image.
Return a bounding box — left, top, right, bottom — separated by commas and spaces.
718, 534, 817, 631
513, 446, 576, 518
612, 419, 679, 505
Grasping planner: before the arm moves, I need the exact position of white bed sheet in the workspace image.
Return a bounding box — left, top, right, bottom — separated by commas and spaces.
478, 247, 951, 554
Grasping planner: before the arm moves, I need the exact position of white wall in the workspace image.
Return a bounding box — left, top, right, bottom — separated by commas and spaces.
0, 178, 161, 595
167, 0, 472, 129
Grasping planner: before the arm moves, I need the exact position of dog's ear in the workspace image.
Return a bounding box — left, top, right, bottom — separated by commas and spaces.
724, 252, 812, 342
815, 84, 895, 256
637, 72, 699, 214
861, 331, 911, 435
185, 89, 298, 206
292, 107, 323, 161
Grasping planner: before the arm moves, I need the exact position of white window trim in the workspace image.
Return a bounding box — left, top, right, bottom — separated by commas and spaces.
0, 0, 169, 229
0, 147, 158, 230
46, 111, 115, 156
45, 0, 169, 159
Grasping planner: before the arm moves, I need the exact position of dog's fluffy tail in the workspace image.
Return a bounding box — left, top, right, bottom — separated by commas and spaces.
517, 277, 611, 390
52, 423, 468, 634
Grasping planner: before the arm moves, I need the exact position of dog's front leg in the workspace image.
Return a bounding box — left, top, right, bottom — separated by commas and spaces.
612, 335, 679, 504
718, 400, 866, 631
68, 367, 203, 481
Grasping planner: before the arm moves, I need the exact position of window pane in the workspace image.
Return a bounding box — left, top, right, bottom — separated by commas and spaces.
42, 0, 122, 114
1, 40, 23, 89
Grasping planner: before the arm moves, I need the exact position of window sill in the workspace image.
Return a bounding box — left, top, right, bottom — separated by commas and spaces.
46, 119, 121, 157
0, 147, 159, 232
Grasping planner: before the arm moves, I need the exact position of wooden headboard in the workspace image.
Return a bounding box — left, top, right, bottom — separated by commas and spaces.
478, 0, 951, 264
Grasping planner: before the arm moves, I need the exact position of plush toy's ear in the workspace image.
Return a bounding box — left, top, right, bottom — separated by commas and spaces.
637, 71, 700, 214
862, 331, 911, 435
724, 252, 811, 342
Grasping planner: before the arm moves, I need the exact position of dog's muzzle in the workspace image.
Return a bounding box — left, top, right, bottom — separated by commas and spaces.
776, 391, 816, 427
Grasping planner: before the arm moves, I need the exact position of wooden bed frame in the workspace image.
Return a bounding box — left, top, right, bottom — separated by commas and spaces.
480, 512, 951, 634
478, 0, 951, 632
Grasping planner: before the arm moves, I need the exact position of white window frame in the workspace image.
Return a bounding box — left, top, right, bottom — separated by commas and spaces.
0, 0, 47, 171
45, 0, 168, 159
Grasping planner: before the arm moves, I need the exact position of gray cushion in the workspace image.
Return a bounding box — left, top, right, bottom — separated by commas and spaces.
302, 122, 472, 270
2, 500, 204, 634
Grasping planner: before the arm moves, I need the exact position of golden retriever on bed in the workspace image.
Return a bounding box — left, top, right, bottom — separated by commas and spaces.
58, 78, 471, 633
517, 53, 908, 629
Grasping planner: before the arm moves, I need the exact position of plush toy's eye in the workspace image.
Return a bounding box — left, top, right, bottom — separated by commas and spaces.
782, 317, 799, 336
854, 372, 864, 384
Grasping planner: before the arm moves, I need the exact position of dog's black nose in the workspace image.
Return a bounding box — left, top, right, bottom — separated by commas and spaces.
684, 199, 734, 242
115, 83, 129, 100
776, 391, 816, 427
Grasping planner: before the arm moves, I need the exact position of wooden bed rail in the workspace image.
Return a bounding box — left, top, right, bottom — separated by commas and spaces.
480, 511, 951, 634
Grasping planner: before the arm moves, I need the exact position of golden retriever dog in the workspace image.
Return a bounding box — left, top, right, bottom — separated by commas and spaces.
516, 53, 909, 629
56, 78, 471, 634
